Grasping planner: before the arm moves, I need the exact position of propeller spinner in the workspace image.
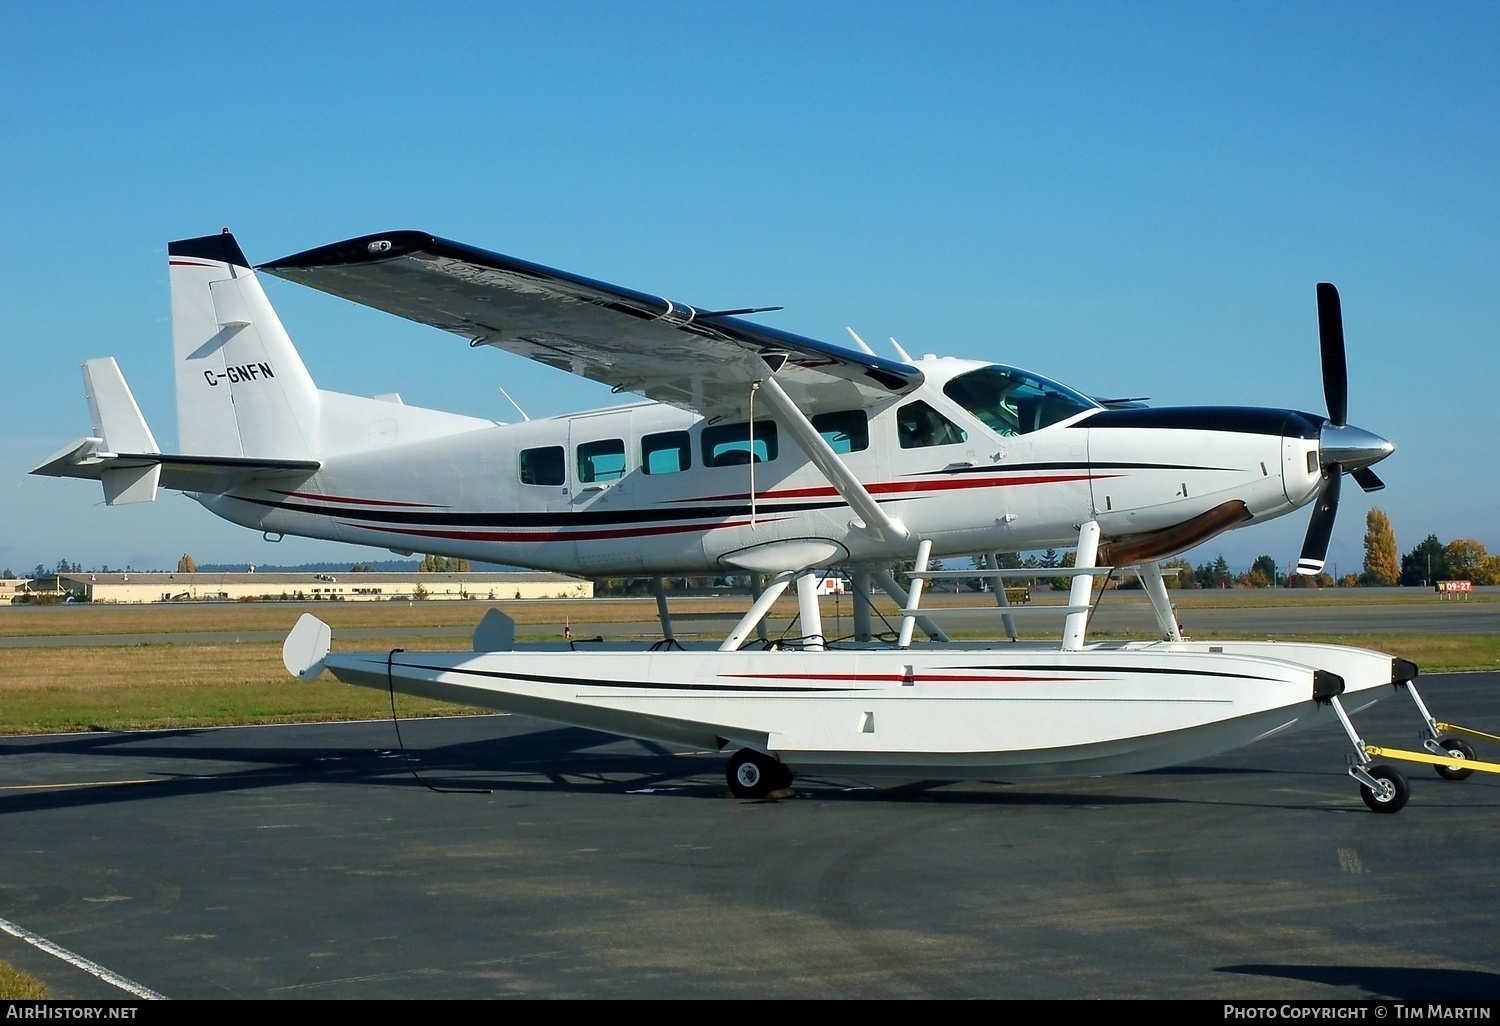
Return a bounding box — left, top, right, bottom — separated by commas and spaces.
1295, 284, 1395, 576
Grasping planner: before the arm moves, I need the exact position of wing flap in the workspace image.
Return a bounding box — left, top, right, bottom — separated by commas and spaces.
260, 232, 923, 418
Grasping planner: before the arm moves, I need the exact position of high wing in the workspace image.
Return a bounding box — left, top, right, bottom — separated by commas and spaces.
259, 232, 923, 419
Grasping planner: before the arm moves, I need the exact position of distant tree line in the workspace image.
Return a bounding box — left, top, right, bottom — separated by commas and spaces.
1360, 508, 1499, 587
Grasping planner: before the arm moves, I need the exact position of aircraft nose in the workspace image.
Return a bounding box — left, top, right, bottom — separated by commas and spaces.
1319, 422, 1395, 472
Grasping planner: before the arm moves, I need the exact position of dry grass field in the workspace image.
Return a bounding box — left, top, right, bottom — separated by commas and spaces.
0, 962, 47, 1000
2, 591, 1494, 736
0, 596, 750, 637
0, 637, 487, 735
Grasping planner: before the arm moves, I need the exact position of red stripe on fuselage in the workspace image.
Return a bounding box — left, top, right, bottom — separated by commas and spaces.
344, 517, 787, 543
675, 473, 1109, 504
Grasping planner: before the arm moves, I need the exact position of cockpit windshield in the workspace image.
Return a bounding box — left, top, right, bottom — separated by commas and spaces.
942, 365, 1101, 437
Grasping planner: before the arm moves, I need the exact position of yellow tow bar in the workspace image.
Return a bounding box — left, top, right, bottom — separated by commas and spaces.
1364, 744, 1500, 776
1434, 722, 1500, 747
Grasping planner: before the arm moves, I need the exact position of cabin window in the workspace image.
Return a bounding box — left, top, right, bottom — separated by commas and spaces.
942, 365, 1100, 436
519, 445, 565, 486
896, 401, 968, 448
702, 421, 779, 467
642, 431, 691, 475
576, 438, 627, 483
812, 410, 869, 454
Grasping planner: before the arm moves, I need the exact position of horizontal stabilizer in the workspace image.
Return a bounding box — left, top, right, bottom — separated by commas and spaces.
34, 345, 319, 501
31, 439, 320, 497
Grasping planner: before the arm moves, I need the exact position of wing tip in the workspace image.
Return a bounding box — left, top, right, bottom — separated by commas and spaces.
260, 230, 436, 271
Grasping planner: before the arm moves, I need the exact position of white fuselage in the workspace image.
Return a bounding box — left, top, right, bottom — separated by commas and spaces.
196, 357, 1324, 574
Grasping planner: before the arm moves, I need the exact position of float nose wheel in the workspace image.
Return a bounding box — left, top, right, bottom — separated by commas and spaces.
1356, 764, 1410, 813
1331, 694, 1412, 814
727, 748, 793, 799
1434, 738, 1477, 781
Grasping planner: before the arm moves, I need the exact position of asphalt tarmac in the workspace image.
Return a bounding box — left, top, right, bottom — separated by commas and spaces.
2, 670, 1497, 999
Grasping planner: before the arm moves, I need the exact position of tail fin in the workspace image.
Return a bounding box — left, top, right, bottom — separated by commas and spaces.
169, 231, 319, 458
82, 357, 161, 503
85, 356, 160, 455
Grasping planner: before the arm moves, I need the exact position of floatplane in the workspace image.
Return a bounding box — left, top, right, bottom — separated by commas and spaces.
36, 229, 1496, 810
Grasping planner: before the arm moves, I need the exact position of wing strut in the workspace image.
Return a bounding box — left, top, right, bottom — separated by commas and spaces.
754, 374, 909, 544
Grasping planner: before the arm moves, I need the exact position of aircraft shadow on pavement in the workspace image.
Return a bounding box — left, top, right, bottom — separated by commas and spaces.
0, 721, 1239, 812
0, 720, 1284, 816
0, 723, 715, 813
18, 711, 1467, 812
1218, 963, 1500, 1001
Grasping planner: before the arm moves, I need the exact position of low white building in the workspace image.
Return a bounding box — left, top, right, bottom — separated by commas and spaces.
1, 578, 36, 604
49, 571, 592, 604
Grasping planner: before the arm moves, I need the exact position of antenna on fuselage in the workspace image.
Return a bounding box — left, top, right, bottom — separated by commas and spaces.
889, 336, 914, 363
497, 385, 531, 422
845, 327, 877, 356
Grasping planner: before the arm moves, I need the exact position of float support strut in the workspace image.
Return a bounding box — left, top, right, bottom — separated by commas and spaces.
720, 571, 795, 651
1062, 521, 1101, 652
851, 568, 875, 643
1137, 562, 1182, 641
795, 569, 825, 651
986, 552, 1019, 641
872, 568, 949, 643
651, 577, 676, 643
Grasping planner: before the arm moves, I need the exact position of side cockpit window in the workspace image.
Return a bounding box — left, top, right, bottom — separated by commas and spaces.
897, 401, 968, 449
942, 365, 1100, 437
812, 410, 869, 454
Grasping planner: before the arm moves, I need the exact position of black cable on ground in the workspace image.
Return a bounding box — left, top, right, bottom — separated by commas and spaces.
385, 648, 491, 795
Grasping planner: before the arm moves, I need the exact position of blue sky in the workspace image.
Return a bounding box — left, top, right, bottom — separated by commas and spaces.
3, 3, 1496, 577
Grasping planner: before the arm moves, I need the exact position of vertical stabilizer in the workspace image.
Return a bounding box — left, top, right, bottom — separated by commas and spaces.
84, 357, 159, 455
169, 231, 320, 458
82, 357, 161, 503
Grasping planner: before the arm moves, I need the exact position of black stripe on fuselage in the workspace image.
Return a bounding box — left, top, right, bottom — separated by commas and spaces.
1075, 407, 1323, 438
228, 493, 845, 527
922, 460, 1237, 476
402, 661, 1276, 688
948, 663, 1278, 682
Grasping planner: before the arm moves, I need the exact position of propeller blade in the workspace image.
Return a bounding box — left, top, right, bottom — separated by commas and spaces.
1316, 282, 1347, 427
1296, 464, 1342, 575
1350, 466, 1385, 492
